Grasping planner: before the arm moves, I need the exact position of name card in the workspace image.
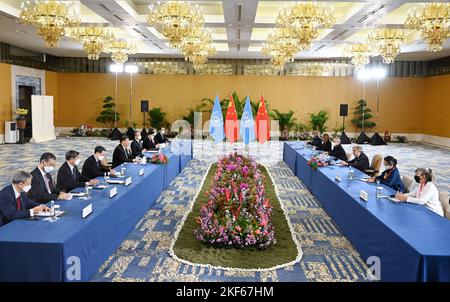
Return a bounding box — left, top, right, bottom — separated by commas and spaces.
139, 168, 144, 176
359, 190, 369, 202
82, 204, 92, 219
109, 186, 118, 198
335, 176, 341, 182
125, 177, 132, 186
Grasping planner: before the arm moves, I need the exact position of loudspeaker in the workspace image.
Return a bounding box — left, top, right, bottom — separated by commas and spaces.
339, 104, 348, 117
141, 100, 149, 113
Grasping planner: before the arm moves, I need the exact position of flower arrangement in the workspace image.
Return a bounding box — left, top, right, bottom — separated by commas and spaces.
194, 153, 275, 249
307, 155, 328, 170
15, 108, 28, 119
149, 154, 169, 164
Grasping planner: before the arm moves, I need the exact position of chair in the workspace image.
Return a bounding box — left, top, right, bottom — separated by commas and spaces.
439, 191, 450, 219
402, 176, 413, 193
364, 154, 383, 177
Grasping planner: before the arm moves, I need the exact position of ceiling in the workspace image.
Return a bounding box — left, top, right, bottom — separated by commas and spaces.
0, 0, 449, 61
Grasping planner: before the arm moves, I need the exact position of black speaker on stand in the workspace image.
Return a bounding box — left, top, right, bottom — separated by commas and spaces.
339, 104, 351, 144
140, 100, 149, 137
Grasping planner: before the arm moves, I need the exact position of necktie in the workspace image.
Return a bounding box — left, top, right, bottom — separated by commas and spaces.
43, 174, 51, 194
72, 168, 78, 182
16, 195, 22, 211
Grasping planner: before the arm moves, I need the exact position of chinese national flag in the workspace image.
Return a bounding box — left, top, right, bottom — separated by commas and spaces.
225, 93, 239, 143
255, 95, 270, 144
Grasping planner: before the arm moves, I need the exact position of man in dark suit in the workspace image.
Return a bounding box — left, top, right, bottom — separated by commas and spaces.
307, 131, 323, 149
155, 127, 169, 145
82, 146, 116, 179
343, 145, 370, 172
112, 136, 138, 168
143, 129, 157, 150
130, 131, 146, 157
329, 137, 348, 161
29, 152, 70, 204
0, 171, 49, 226
57, 150, 99, 192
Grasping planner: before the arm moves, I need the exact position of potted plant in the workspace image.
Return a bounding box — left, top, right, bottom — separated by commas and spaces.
309, 110, 329, 134
16, 108, 28, 129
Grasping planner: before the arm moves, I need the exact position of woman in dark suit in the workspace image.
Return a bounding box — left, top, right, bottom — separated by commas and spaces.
368, 156, 405, 193
317, 133, 332, 152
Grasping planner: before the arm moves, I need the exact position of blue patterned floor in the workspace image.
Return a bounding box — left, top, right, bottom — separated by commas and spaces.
0, 138, 449, 282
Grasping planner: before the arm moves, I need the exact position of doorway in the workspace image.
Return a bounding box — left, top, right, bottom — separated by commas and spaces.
18, 85, 35, 142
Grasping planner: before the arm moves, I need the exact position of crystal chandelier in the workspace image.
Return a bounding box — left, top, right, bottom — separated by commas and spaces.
367, 28, 413, 64
405, 3, 450, 52
69, 27, 115, 60
276, 2, 335, 50
343, 43, 373, 71
262, 28, 301, 70
19, 0, 80, 48
106, 40, 138, 64
148, 1, 204, 49
188, 44, 217, 70
179, 27, 213, 59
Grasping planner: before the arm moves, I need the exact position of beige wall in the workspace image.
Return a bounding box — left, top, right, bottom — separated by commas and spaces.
423, 75, 450, 137
0, 63, 12, 134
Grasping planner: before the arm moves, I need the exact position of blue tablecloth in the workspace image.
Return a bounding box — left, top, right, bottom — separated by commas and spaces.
0, 145, 192, 282
283, 142, 450, 282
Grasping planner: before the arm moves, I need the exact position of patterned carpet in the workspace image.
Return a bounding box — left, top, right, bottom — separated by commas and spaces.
0, 138, 449, 282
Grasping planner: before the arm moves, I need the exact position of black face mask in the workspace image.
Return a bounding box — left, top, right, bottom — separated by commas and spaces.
414, 175, 421, 183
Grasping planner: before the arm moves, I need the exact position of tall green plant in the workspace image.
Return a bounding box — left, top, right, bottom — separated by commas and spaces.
351, 99, 376, 130
148, 107, 169, 130
96, 96, 119, 129
269, 109, 297, 131
309, 110, 329, 133
183, 104, 204, 126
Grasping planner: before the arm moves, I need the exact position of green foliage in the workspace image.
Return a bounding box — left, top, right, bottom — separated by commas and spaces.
395, 135, 408, 143
351, 99, 377, 129
148, 107, 169, 130
124, 120, 137, 129
269, 109, 297, 131
183, 104, 204, 126
331, 123, 345, 138
96, 96, 119, 129
294, 121, 310, 133
309, 110, 329, 133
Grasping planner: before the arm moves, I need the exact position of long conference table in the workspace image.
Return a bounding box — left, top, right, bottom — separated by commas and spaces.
0, 141, 192, 282
284, 141, 450, 282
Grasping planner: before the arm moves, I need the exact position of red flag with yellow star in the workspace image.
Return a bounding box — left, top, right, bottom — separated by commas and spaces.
225, 93, 239, 143
255, 95, 270, 144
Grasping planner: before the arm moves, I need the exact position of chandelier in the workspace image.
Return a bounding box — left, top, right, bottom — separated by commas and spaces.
367, 28, 413, 64
70, 27, 115, 60
276, 2, 335, 49
405, 3, 450, 52
188, 44, 217, 70
106, 40, 138, 64
180, 27, 213, 58
262, 28, 301, 70
343, 44, 373, 71
148, 1, 204, 49
19, 0, 80, 48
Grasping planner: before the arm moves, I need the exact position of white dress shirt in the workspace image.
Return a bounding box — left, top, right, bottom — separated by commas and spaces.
39, 166, 51, 194
406, 182, 444, 216
12, 185, 34, 217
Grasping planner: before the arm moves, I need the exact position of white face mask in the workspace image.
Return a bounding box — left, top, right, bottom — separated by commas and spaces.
161, 130, 165, 134
74, 159, 81, 166
22, 184, 32, 193
44, 166, 54, 173
97, 155, 105, 161
137, 136, 142, 141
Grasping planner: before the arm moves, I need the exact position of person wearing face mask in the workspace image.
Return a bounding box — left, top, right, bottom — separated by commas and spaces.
0, 171, 49, 227
29, 152, 70, 203
395, 168, 443, 216
143, 129, 157, 150
368, 156, 405, 192
82, 146, 116, 179
56, 150, 99, 192
155, 127, 169, 145
112, 136, 139, 168
131, 131, 146, 157
342, 145, 370, 172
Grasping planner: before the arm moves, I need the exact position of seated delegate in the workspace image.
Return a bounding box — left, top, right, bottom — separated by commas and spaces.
316, 133, 332, 152
57, 150, 99, 192
342, 145, 370, 172
368, 156, 405, 193
328, 137, 347, 161
82, 146, 116, 179
307, 131, 322, 149
395, 168, 443, 216
112, 136, 139, 168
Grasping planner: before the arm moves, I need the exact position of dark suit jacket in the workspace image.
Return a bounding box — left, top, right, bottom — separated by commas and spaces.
307, 136, 323, 149
0, 185, 39, 226
82, 155, 110, 179
56, 162, 91, 192
376, 168, 405, 193
28, 167, 60, 204
112, 145, 135, 168
142, 136, 157, 150
317, 140, 332, 152
347, 152, 370, 172
155, 132, 168, 144
329, 144, 348, 161
130, 139, 143, 157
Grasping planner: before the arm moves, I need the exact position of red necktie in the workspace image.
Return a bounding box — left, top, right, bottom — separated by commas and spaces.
16, 195, 22, 210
